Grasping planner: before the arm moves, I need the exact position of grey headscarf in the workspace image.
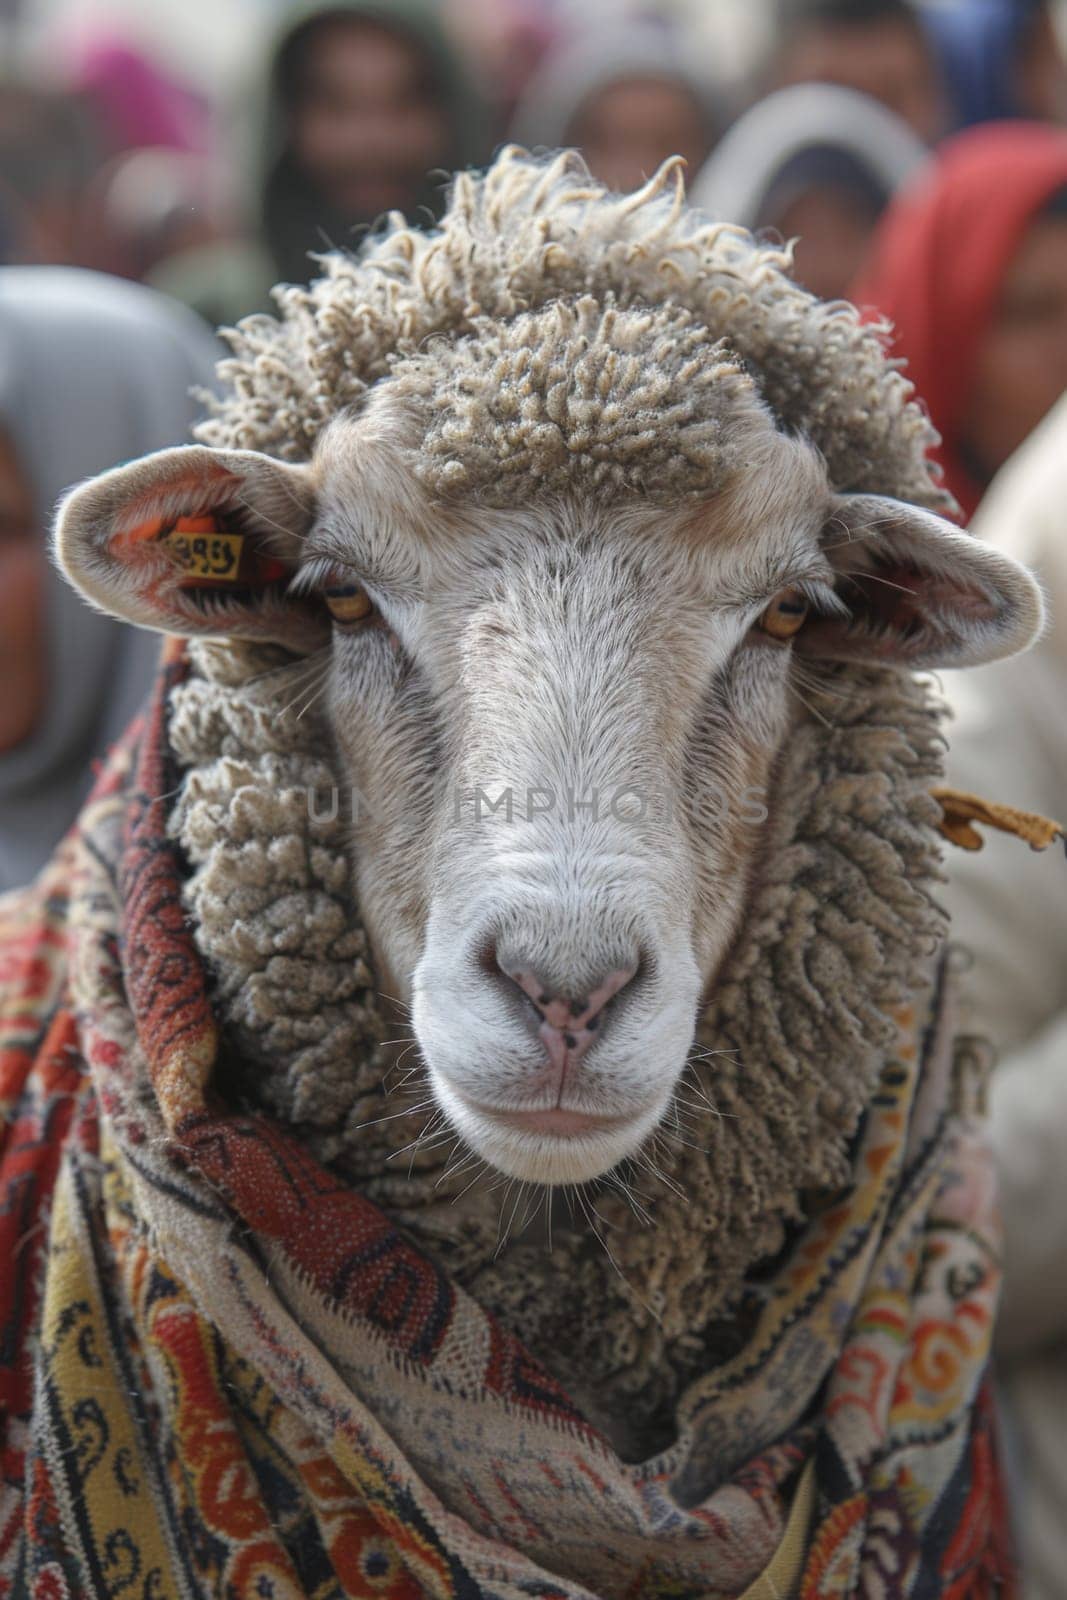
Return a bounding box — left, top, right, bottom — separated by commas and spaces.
0, 267, 220, 893
508, 20, 722, 157
689, 82, 927, 230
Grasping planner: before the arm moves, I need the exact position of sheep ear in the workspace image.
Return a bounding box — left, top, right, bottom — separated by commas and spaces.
54, 444, 328, 650
798, 494, 1045, 669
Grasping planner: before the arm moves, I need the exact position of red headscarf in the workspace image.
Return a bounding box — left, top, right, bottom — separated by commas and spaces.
850, 122, 1067, 522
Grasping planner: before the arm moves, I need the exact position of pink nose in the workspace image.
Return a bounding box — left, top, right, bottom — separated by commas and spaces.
503, 961, 640, 1072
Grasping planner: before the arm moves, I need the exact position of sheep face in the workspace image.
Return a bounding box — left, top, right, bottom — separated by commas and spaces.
55, 322, 1043, 1187
308, 407, 834, 1185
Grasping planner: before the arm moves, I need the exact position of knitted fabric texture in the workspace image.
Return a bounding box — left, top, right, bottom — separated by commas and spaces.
0, 665, 1013, 1598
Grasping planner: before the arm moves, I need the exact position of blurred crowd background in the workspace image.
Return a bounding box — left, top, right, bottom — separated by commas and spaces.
2, 1, 1067, 1595
3, 0, 1067, 309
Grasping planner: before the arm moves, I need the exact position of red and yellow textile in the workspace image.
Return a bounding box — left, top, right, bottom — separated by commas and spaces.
0, 650, 1014, 1598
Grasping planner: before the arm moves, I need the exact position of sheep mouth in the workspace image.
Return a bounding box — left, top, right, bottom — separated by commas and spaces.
472, 1104, 636, 1139
446, 1091, 668, 1184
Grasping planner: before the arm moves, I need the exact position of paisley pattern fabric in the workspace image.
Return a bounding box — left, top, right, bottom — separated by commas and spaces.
0, 646, 1014, 1598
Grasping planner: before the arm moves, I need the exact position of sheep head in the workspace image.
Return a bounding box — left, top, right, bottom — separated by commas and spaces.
55, 292, 1042, 1187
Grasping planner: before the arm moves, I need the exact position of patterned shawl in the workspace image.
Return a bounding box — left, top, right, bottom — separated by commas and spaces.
0, 648, 1013, 1600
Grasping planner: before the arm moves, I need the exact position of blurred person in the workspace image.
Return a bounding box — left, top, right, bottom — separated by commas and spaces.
937, 394, 1067, 1600
0, 43, 214, 280
152, 0, 490, 328
0, 191, 17, 263
769, 0, 947, 143
690, 82, 926, 299
508, 21, 720, 195
65, 37, 212, 157
0, 268, 219, 893
851, 121, 1067, 520
85, 147, 222, 284
0, 80, 102, 265
918, 0, 1067, 128
445, 0, 556, 121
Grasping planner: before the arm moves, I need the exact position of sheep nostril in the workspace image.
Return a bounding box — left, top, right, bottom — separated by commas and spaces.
491, 956, 642, 1059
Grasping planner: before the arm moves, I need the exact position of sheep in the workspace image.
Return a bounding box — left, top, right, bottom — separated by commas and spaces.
55, 146, 1041, 1477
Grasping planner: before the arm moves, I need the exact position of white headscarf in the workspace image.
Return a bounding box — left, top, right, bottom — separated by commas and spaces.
0, 267, 220, 893
689, 82, 927, 230
508, 20, 722, 158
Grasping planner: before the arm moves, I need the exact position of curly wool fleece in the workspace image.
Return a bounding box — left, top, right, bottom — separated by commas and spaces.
172, 148, 952, 1454
198, 146, 947, 513
378, 295, 776, 505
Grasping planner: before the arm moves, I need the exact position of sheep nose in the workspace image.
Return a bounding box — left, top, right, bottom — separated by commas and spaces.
497, 957, 641, 1065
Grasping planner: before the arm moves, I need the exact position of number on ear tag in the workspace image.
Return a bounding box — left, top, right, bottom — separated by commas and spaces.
159, 517, 245, 584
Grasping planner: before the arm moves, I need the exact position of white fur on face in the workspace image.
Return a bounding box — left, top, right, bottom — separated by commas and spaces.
309, 407, 834, 1184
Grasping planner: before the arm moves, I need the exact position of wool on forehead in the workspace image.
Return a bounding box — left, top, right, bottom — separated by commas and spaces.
197, 145, 950, 517
378, 297, 773, 506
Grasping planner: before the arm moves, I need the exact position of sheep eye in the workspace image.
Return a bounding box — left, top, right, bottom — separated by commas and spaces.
759, 587, 809, 641
325, 582, 375, 626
